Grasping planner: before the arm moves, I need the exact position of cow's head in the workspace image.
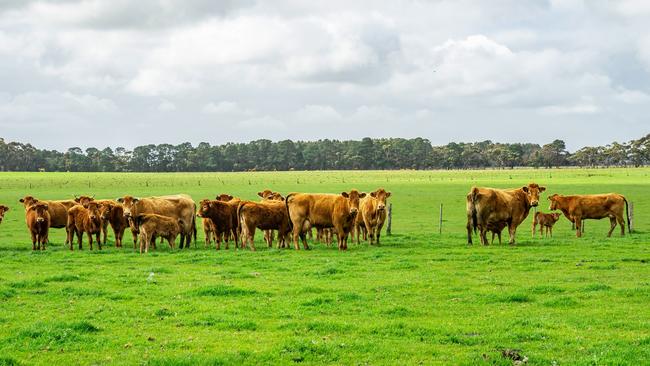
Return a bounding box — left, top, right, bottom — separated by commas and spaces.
0, 205, 9, 224
98, 202, 114, 221
216, 194, 234, 202
196, 199, 212, 217
521, 183, 545, 207
19, 196, 38, 209
269, 192, 285, 201
551, 212, 561, 222
341, 190, 367, 216
548, 194, 561, 211
370, 188, 391, 211
257, 190, 274, 200
74, 195, 95, 208
86, 201, 101, 222
117, 196, 139, 218
29, 202, 49, 223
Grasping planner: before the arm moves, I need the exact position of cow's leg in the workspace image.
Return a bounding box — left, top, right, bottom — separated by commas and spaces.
376, 222, 384, 245
508, 224, 517, 245
617, 214, 625, 236
31, 231, 37, 250
607, 217, 617, 237
497, 231, 502, 245
77, 230, 83, 250
292, 219, 303, 250
575, 216, 582, 238
224, 228, 230, 250
466, 221, 473, 245
479, 227, 488, 245
531, 221, 536, 238
549, 226, 553, 238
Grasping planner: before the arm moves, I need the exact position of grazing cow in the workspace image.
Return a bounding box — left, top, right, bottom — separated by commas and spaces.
216, 193, 241, 245
67, 201, 102, 250
0, 205, 9, 225
532, 212, 561, 238
286, 190, 366, 250
196, 199, 238, 250
354, 188, 391, 245
97, 201, 130, 247
466, 183, 546, 245
25, 202, 50, 250
19, 196, 76, 244
237, 200, 291, 250
135, 214, 183, 253
548, 193, 629, 237
117, 195, 196, 249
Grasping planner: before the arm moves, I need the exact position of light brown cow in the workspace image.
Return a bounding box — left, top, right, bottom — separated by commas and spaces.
117, 195, 196, 249
196, 199, 238, 250
135, 214, 183, 253
19, 196, 76, 244
354, 188, 391, 245
25, 202, 50, 250
258, 190, 285, 247
286, 190, 366, 250
548, 193, 629, 237
67, 201, 102, 250
532, 212, 561, 238
237, 200, 291, 250
0, 205, 9, 225
466, 183, 546, 245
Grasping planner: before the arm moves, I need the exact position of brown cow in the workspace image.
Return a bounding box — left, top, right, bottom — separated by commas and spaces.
135, 214, 183, 253
196, 199, 238, 250
216, 193, 241, 245
19, 196, 76, 244
286, 190, 366, 250
117, 195, 196, 249
354, 188, 391, 245
466, 183, 546, 245
67, 201, 102, 250
487, 221, 507, 245
237, 200, 291, 250
0, 205, 9, 225
532, 212, 561, 238
548, 193, 629, 237
74, 196, 121, 245
257, 190, 285, 247
201, 218, 218, 248
97, 201, 130, 247
25, 202, 50, 250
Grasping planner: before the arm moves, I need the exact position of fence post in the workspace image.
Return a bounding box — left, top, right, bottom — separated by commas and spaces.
439, 203, 443, 234
386, 203, 392, 236
629, 201, 634, 233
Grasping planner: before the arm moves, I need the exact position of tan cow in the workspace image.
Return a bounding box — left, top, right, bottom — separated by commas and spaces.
0, 205, 9, 225
548, 193, 629, 237
19, 196, 76, 244
67, 201, 102, 250
25, 202, 50, 250
466, 183, 546, 245
196, 199, 238, 250
237, 200, 291, 250
117, 195, 196, 249
354, 188, 391, 245
135, 214, 183, 253
532, 212, 561, 238
286, 190, 366, 250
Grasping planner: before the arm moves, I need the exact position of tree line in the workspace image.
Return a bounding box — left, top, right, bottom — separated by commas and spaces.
0, 134, 648, 172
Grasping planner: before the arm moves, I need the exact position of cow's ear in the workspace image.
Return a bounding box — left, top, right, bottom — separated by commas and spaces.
43, 204, 49, 210
386, 192, 392, 198
133, 198, 139, 203
521, 186, 529, 193
370, 191, 377, 198
227, 195, 233, 200
360, 192, 367, 198
539, 186, 546, 192
257, 192, 264, 197
74, 195, 80, 202
117, 197, 124, 203
341, 192, 349, 198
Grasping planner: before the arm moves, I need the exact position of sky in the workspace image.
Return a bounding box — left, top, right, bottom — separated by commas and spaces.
1, 0, 649, 151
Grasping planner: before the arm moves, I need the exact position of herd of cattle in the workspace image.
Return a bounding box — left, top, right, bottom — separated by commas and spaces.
0, 183, 630, 252
2, 188, 391, 252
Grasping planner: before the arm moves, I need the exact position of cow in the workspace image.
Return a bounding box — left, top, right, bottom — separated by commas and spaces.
196, 199, 238, 250
487, 221, 507, 245
201, 217, 218, 248
286, 190, 367, 250
117, 195, 196, 249
25, 202, 50, 250
354, 188, 391, 245
74, 195, 122, 245
466, 183, 546, 245
67, 201, 102, 250
96, 201, 130, 247
316, 227, 334, 246
216, 193, 241, 245
257, 190, 285, 247
548, 193, 630, 237
19, 196, 76, 244
237, 199, 291, 250
532, 212, 561, 238
134, 214, 183, 254
0, 205, 9, 225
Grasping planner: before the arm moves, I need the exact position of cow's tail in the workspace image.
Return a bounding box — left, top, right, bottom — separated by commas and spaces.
285, 193, 294, 231
237, 201, 245, 228
623, 196, 631, 234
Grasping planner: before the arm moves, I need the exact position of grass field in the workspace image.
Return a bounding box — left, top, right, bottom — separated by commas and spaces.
0, 169, 648, 365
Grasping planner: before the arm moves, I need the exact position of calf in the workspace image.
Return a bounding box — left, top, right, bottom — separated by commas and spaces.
25, 202, 50, 250
237, 200, 291, 250
67, 201, 102, 250
216, 193, 241, 245
74, 196, 118, 245
258, 190, 285, 246
196, 199, 238, 250
0, 205, 9, 225
98, 201, 130, 247
135, 214, 183, 254
202, 218, 218, 248
286, 190, 366, 250
548, 193, 629, 237
316, 227, 334, 246
19, 196, 76, 244
355, 188, 391, 245
532, 212, 561, 238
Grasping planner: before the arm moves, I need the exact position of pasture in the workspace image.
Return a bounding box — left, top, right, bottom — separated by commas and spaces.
0, 169, 648, 365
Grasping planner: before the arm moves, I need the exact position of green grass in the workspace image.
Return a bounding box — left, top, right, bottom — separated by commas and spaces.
0, 168, 649, 365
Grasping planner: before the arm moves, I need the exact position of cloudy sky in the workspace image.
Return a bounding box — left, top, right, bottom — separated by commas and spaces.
1, 0, 649, 151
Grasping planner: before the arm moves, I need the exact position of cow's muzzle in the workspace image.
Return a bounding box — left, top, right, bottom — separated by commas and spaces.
377, 205, 386, 211
531, 201, 539, 207
36, 217, 45, 223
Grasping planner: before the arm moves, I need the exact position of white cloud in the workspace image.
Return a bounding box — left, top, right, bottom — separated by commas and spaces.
157, 100, 176, 112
